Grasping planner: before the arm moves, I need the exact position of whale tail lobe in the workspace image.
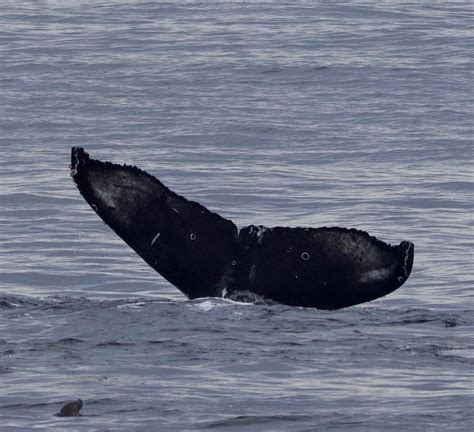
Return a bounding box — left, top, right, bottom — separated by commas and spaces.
70, 146, 238, 299
232, 225, 414, 309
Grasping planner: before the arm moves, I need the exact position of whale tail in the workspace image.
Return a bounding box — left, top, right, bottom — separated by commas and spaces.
70, 147, 414, 310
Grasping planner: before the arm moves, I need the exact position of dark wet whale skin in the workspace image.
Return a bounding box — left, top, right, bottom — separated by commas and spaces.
70, 147, 414, 310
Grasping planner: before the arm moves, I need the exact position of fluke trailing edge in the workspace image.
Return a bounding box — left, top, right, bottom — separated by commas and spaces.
70, 147, 414, 310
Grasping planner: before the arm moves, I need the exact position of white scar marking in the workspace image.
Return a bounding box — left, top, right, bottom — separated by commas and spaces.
402, 242, 413, 275
256, 226, 268, 244
151, 232, 161, 246
359, 267, 392, 284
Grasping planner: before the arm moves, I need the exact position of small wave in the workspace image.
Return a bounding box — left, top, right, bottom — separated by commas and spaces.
0, 295, 41, 309
96, 341, 136, 347
359, 307, 471, 328
146, 339, 173, 345
1, 401, 58, 410
0, 294, 177, 316
0, 192, 77, 206
400, 343, 474, 365
226, 290, 276, 306
54, 338, 84, 345
189, 299, 217, 312
260, 68, 282, 74
0, 299, 16, 309
186, 296, 262, 311
259, 64, 329, 75
202, 414, 314, 429
439, 347, 474, 362
0, 366, 11, 374
116, 301, 149, 310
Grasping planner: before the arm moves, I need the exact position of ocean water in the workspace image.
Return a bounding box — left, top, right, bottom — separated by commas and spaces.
0, 1, 473, 430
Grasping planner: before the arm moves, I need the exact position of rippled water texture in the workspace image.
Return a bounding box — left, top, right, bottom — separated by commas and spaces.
0, 1, 473, 431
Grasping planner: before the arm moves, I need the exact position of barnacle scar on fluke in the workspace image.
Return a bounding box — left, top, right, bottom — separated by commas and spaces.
70, 147, 414, 310
57, 399, 83, 417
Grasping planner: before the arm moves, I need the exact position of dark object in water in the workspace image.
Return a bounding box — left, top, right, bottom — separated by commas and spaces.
70, 147, 414, 310
58, 399, 82, 417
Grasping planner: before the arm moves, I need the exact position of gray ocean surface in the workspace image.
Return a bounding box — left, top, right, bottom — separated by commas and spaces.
0, 1, 473, 431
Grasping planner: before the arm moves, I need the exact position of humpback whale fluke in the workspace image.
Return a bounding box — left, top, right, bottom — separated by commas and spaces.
70, 147, 414, 310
